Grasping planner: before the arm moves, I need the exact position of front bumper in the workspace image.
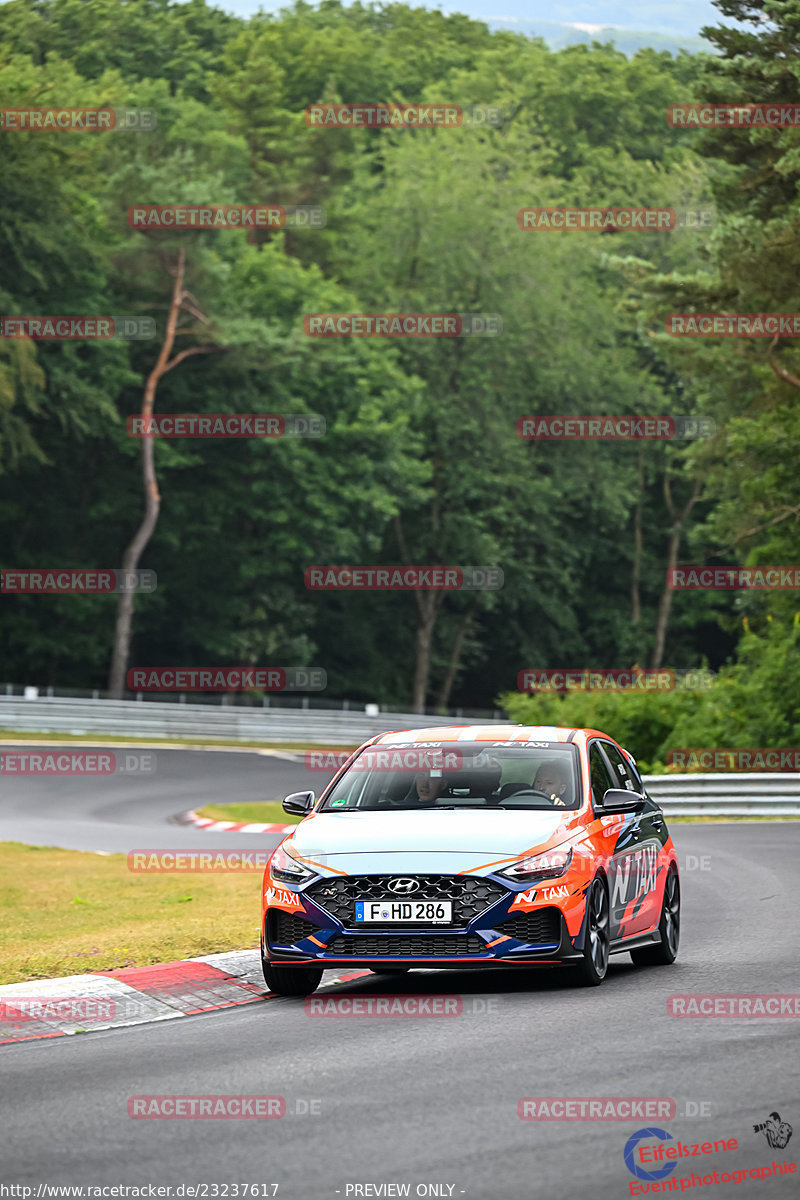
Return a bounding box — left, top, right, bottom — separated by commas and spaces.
263, 872, 584, 968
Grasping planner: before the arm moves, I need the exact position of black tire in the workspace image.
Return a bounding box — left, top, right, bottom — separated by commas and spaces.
369, 966, 411, 975
261, 955, 323, 997
573, 877, 610, 987
631, 867, 680, 966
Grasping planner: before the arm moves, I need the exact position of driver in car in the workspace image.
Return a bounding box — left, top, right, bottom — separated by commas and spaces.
533, 760, 570, 806
403, 769, 446, 806
375, 768, 447, 808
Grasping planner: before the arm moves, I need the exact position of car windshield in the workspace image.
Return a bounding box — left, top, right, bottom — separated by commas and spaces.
319, 741, 581, 811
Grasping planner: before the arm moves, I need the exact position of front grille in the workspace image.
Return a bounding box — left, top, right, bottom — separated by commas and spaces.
326, 935, 486, 957
497, 907, 562, 945
269, 911, 318, 945
305, 875, 507, 927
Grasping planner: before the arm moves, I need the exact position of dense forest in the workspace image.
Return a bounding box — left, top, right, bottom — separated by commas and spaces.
1, 0, 799, 757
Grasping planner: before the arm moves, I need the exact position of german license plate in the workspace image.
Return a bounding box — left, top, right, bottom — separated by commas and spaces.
355, 900, 452, 924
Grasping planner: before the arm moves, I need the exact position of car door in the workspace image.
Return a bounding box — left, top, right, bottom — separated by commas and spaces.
587, 740, 631, 941
597, 739, 663, 938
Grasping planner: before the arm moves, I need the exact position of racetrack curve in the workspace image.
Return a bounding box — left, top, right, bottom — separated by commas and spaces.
0, 745, 324, 853
1, 748, 799, 1198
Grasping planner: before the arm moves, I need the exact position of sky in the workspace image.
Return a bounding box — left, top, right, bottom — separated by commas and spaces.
217, 0, 726, 38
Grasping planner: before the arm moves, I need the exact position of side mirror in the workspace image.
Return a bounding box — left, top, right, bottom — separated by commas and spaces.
600, 788, 646, 814
282, 790, 315, 816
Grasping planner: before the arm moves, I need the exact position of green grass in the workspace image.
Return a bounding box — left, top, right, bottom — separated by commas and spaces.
3, 807, 795, 986
196, 805, 798, 825
192, 797, 798, 827
196, 802, 303, 824
0, 729, 358, 753
0, 842, 264, 985
666, 815, 798, 823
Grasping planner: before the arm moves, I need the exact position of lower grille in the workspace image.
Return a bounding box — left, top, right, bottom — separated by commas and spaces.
306, 875, 507, 927
270, 911, 318, 945
326, 935, 486, 957
497, 907, 562, 944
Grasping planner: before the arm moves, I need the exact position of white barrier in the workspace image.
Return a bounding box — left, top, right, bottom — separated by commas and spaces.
641, 773, 800, 817
0, 695, 475, 746
1, 696, 798, 814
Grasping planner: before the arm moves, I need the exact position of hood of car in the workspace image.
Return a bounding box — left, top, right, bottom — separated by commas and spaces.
287, 807, 578, 875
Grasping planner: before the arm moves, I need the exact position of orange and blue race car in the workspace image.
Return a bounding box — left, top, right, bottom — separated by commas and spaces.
260, 725, 680, 995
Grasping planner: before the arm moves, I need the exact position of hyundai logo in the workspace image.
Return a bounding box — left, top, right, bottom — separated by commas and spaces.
387, 877, 420, 894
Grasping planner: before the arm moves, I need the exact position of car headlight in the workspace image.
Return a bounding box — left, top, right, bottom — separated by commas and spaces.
499, 846, 573, 883
269, 844, 315, 885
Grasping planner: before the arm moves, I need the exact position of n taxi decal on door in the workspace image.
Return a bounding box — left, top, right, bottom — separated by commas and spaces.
610, 843, 658, 910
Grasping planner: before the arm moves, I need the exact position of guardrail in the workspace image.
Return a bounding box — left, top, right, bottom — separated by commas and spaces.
0, 695, 478, 746
1, 697, 798, 815
642, 773, 800, 817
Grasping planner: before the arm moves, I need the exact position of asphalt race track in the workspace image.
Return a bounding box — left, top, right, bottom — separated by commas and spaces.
0, 746, 320, 853
2, 749, 799, 1198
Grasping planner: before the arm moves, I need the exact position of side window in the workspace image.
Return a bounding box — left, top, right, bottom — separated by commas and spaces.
589, 743, 616, 809
623, 752, 648, 797
602, 742, 635, 791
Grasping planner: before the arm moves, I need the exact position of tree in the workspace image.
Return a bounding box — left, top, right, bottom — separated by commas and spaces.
333, 112, 682, 707
0, 0, 243, 102
108, 248, 220, 697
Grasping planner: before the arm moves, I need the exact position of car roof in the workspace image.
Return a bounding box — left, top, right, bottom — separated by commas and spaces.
371, 724, 612, 745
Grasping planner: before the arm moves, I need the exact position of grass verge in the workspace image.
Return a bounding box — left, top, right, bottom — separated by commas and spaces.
0, 730, 358, 753
195, 802, 302, 824
192, 803, 795, 826
666, 815, 797, 823
0, 842, 262, 985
